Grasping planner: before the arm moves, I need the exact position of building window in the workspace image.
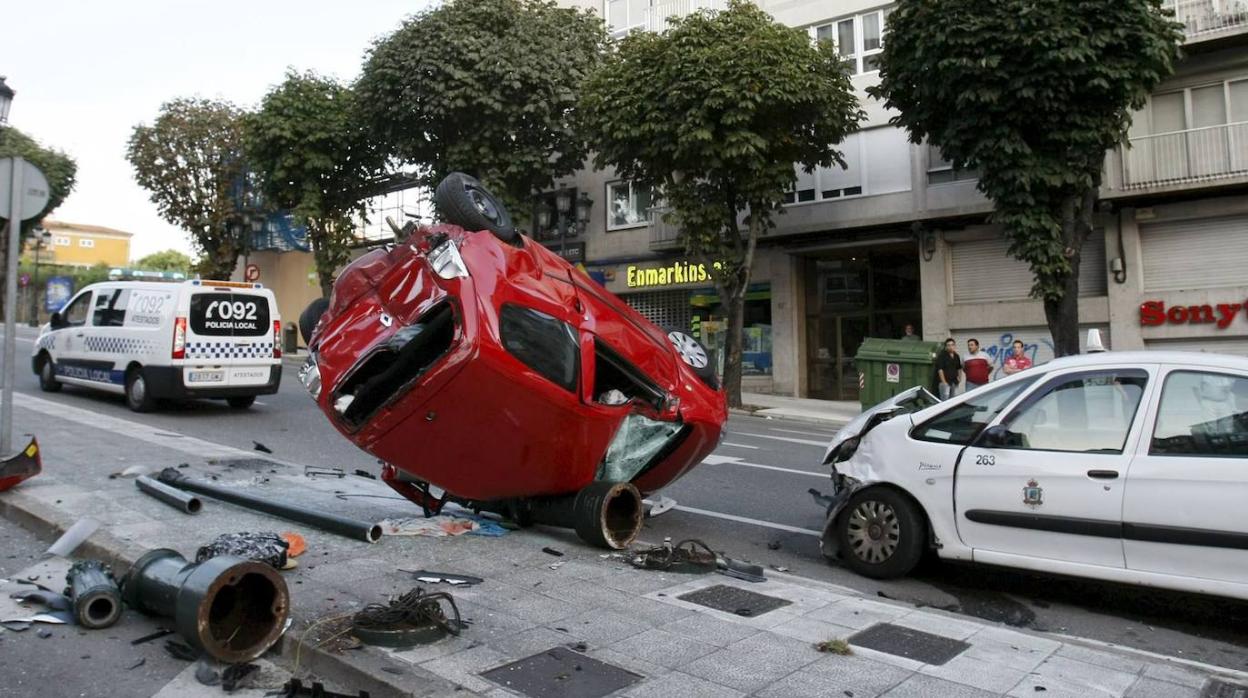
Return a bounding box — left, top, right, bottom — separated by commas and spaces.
812, 8, 889, 75
927, 144, 979, 185
782, 127, 913, 205
79, 238, 95, 248
606, 181, 652, 231
606, 0, 649, 38
54, 236, 70, 246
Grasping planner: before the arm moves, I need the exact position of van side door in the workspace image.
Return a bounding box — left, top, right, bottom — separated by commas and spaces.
51, 290, 95, 380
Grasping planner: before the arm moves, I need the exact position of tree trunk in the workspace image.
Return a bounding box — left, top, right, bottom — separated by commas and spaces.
721, 282, 747, 408
1043, 187, 1095, 357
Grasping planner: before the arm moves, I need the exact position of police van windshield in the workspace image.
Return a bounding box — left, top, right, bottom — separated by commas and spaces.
190, 293, 270, 337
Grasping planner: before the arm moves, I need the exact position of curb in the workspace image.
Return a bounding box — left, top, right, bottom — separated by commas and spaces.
0, 487, 469, 698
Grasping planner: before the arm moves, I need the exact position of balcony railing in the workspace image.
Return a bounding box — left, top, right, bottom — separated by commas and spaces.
642, 0, 729, 33
1120, 121, 1248, 189
1163, 0, 1248, 39
648, 206, 682, 249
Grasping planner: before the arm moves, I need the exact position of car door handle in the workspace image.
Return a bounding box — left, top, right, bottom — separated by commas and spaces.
1087, 470, 1119, 480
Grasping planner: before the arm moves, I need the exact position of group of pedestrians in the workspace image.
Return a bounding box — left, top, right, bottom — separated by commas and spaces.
933, 335, 1033, 400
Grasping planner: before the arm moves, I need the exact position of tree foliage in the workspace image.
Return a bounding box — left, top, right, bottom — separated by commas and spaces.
127, 98, 250, 280
871, 0, 1182, 354
356, 0, 607, 211
245, 71, 386, 297
135, 249, 193, 273
579, 0, 862, 406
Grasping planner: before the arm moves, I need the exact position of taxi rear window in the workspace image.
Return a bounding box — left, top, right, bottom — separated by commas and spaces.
190, 293, 270, 336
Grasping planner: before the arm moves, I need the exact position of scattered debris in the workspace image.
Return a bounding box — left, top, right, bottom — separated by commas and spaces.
46, 518, 101, 558
304, 465, 345, 479
37, 628, 52, 639
131, 628, 174, 645
766, 540, 782, 551
630, 539, 716, 574
126, 658, 146, 670
165, 640, 198, 661
253, 441, 273, 454
10, 589, 71, 612
1, 611, 72, 626
1034, 687, 1047, 692
548, 561, 566, 571
195, 658, 222, 686
136, 475, 203, 514
380, 667, 405, 676
351, 588, 462, 648
222, 662, 259, 691
769, 565, 790, 573
354, 469, 377, 480
380, 514, 506, 538
815, 639, 853, 655
567, 642, 589, 652
275, 678, 371, 698
645, 494, 678, 518
808, 487, 833, 508
402, 571, 483, 587
197, 532, 290, 570
281, 532, 307, 558
64, 560, 122, 629
0, 438, 41, 492
542, 547, 565, 557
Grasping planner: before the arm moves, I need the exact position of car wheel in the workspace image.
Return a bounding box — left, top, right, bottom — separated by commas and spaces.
836, 488, 926, 579
434, 172, 517, 243
299, 297, 329, 345
37, 355, 61, 393
125, 368, 156, 413
227, 396, 256, 409
665, 329, 719, 389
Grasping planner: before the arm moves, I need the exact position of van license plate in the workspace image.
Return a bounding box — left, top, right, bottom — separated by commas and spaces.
188, 370, 225, 383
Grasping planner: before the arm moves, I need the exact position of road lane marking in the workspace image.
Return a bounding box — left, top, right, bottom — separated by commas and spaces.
703, 453, 826, 478
728, 431, 826, 447
670, 504, 820, 537
721, 442, 759, 449
771, 427, 838, 438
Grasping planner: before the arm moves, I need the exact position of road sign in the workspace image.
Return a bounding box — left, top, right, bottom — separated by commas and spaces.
886, 362, 901, 383
0, 158, 50, 220
244, 263, 260, 282
17, 273, 29, 288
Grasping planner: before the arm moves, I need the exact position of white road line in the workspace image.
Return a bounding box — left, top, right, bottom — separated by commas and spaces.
671, 504, 821, 537
729, 431, 826, 447
770, 427, 838, 438
703, 453, 826, 478
721, 442, 759, 449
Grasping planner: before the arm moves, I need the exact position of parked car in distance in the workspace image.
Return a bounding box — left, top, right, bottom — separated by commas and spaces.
32, 279, 282, 412
299, 173, 727, 549
818, 350, 1248, 600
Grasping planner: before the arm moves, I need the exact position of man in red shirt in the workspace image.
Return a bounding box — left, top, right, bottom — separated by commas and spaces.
1002, 339, 1033, 375
964, 338, 992, 390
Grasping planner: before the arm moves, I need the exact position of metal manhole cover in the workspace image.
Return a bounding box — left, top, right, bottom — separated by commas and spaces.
849, 623, 970, 666
1204, 679, 1248, 698
677, 584, 792, 617
481, 646, 643, 698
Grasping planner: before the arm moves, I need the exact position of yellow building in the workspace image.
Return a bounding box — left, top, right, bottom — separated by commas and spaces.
25, 220, 132, 268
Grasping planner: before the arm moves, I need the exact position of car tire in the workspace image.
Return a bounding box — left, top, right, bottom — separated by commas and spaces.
37, 355, 61, 393
434, 172, 517, 243
665, 328, 719, 390
299, 297, 330, 345
835, 487, 927, 579
227, 396, 256, 409
125, 367, 156, 413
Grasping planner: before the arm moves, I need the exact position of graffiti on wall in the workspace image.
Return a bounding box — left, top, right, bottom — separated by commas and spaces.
953, 326, 1109, 381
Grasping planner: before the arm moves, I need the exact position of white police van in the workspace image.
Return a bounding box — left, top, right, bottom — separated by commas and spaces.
31, 279, 282, 412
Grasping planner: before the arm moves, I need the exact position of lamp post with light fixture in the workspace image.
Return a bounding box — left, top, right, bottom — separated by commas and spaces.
534, 187, 593, 260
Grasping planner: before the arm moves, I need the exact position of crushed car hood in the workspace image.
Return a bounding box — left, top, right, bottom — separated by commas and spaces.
822, 386, 938, 465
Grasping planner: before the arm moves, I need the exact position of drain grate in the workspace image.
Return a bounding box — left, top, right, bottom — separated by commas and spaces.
481, 646, 643, 698
677, 584, 792, 618
1204, 679, 1248, 698
848, 623, 970, 666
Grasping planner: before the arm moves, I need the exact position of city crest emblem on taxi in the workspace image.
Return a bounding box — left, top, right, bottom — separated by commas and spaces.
1023, 479, 1043, 507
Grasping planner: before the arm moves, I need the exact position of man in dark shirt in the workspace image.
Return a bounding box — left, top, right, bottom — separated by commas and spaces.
935, 337, 962, 401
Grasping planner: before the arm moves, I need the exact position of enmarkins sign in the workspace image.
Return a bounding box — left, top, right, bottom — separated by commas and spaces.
626, 261, 720, 289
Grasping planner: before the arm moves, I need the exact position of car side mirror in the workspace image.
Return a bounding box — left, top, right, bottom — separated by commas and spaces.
49, 312, 63, 329
977, 424, 1007, 448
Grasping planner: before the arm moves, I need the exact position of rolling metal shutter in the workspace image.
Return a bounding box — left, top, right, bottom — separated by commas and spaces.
950, 231, 1107, 304
1141, 216, 1248, 292
623, 290, 692, 331
1145, 337, 1248, 357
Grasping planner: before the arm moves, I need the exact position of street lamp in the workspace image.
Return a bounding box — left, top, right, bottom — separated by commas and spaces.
28, 228, 51, 326
0, 76, 14, 126
534, 187, 593, 259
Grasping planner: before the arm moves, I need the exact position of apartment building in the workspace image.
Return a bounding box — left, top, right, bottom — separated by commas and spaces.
26, 220, 133, 268
550, 0, 1248, 400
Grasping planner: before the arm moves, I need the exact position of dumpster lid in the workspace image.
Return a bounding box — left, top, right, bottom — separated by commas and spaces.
854, 337, 940, 363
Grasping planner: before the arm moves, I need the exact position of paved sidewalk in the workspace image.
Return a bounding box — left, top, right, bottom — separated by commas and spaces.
739, 392, 859, 428
1, 393, 1245, 698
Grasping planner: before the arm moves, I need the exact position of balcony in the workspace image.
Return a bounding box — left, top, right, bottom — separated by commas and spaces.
1114, 121, 1248, 193
648, 206, 683, 250
642, 0, 728, 33
1163, 0, 1248, 43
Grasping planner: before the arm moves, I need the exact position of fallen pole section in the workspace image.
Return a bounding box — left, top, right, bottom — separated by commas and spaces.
136, 475, 202, 514
156, 468, 383, 543
65, 560, 122, 629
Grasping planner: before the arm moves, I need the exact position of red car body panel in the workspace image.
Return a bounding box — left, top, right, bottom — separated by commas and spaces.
307, 224, 727, 503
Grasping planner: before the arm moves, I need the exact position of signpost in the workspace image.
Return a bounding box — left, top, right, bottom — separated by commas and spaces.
1, 157, 51, 456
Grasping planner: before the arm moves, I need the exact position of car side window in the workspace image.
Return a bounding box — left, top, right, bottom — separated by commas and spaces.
500, 304, 579, 392
61, 292, 92, 327
92, 289, 130, 327
1151, 370, 1248, 457
912, 377, 1038, 445
998, 369, 1148, 453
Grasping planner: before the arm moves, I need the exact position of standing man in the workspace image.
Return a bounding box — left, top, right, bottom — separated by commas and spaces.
900, 323, 921, 341
964, 338, 991, 391
934, 337, 962, 401
1002, 339, 1033, 375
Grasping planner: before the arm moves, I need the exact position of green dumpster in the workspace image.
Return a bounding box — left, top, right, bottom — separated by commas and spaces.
854, 338, 940, 410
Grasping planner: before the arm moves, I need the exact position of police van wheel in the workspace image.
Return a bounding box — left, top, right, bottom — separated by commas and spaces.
227, 396, 256, 409
38, 356, 61, 393
836, 488, 926, 580
125, 368, 156, 413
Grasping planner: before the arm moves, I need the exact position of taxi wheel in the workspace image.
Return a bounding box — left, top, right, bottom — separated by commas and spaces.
227, 396, 256, 409
125, 368, 156, 413
837, 488, 926, 579
37, 356, 61, 393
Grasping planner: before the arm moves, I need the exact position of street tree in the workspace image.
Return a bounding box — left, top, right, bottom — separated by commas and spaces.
0, 128, 77, 318
135, 249, 193, 274
871, 0, 1182, 355
127, 98, 250, 280
245, 71, 386, 297
579, 0, 863, 407
355, 0, 606, 211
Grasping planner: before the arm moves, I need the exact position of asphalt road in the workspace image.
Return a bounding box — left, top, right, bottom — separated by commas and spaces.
3, 325, 1247, 671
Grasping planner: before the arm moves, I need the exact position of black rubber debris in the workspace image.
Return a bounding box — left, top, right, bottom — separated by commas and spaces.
253, 442, 273, 454
677, 584, 791, 617
131, 628, 174, 645
542, 547, 564, 557
481, 646, 642, 698
126, 658, 146, 670
847, 623, 970, 666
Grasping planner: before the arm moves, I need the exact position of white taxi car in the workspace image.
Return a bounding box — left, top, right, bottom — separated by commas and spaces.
819, 350, 1248, 600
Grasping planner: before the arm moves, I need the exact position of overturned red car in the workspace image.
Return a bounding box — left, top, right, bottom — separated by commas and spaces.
299, 174, 727, 548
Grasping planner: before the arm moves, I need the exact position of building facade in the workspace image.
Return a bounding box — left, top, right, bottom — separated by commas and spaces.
549, 0, 1248, 400
25, 220, 132, 268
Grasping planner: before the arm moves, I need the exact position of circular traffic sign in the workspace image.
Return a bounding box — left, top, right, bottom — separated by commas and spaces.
0, 158, 51, 220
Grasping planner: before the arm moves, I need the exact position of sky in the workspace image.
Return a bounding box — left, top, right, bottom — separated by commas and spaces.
3, 0, 433, 260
